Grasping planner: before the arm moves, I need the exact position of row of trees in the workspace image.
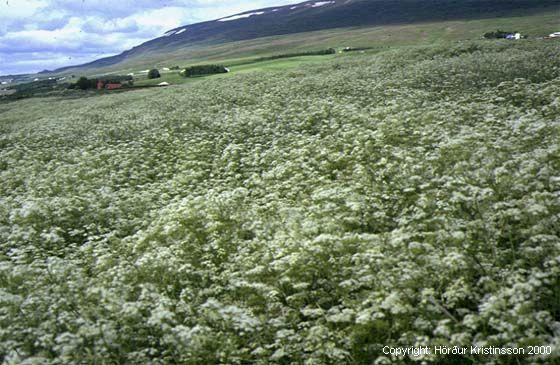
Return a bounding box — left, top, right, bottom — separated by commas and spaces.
483, 29, 518, 39
254, 48, 336, 62
180, 65, 229, 77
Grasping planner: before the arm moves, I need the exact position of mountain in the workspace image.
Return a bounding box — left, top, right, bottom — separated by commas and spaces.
53, 0, 560, 74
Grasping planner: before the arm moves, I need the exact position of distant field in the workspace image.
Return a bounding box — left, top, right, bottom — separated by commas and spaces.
132, 54, 339, 86
0, 53, 340, 98
1, 40, 559, 364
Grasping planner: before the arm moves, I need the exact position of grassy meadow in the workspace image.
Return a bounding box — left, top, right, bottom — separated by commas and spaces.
132, 55, 339, 87
1, 39, 560, 364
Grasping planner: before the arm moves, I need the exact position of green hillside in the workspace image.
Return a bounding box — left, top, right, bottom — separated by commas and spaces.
1, 39, 559, 364
52, 3, 560, 77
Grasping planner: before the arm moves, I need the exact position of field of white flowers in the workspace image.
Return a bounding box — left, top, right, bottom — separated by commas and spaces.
1, 41, 559, 364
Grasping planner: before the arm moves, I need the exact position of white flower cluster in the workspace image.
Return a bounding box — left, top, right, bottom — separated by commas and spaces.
0, 40, 559, 364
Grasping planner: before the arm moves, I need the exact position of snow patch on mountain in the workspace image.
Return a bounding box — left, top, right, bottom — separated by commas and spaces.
311, 1, 335, 7
218, 11, 265, 22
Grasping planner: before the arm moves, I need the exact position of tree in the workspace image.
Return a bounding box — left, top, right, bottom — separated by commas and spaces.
148, 69, 161, 79
76, 77, 91, 90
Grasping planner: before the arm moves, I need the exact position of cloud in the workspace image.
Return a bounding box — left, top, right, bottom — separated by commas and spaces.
0, 0, 297, 75
82, 18, 139, 34
0, 51, 116, 74
0, 0, 46, 35
0, 17, 146, 53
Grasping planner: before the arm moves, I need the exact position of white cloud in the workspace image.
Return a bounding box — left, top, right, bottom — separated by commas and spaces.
0, 0, 297, 75
131, 7, 195, 31
1, 0, 46, 17
82, 17, 139, 34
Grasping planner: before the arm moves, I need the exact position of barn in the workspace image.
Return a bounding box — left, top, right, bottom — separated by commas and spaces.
97, 80, 124, 90
105, 83, 123, 90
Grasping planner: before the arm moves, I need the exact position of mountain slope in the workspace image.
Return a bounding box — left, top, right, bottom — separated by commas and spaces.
54, 0, 560, 73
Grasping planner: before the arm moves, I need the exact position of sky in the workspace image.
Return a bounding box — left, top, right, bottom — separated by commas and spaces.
0, 0, 298, 75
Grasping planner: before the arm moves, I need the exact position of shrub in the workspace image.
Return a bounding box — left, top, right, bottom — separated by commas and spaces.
483, 29, 516, 39
75, 77, 97, 90
148, 69, 161, 79
180, 64, 229, 77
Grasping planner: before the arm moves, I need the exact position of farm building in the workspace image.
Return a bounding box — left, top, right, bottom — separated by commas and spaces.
506, 33, 521, 40
105, 83, 123, 90
96, 80, 123, 90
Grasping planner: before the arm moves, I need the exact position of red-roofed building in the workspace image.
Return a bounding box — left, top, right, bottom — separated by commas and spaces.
105, 83, 122, 90
97, 80, 123, 90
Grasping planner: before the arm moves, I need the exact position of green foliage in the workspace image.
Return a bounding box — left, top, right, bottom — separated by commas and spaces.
75, 76, 97, 90
180, 64, 229, 77
1, 41, 560, 364
253, 48, 337, 62
148, 69, 161, 79
483, 29, 516, 39
1, 79, 66, 101
13, 79, 57, 92
102, 75, 133, 84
